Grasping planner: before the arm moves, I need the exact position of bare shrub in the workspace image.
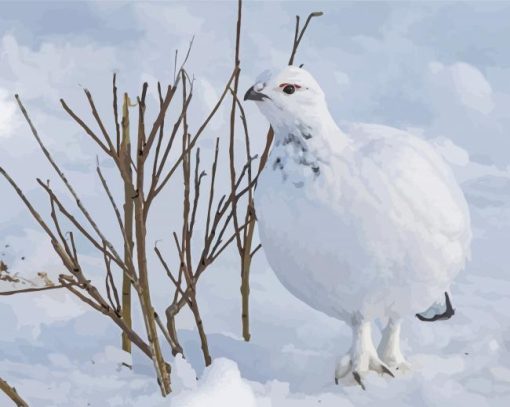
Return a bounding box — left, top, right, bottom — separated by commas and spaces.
0, 0, 323, 399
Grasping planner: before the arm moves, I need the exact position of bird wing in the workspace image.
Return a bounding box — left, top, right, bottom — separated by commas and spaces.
343, 122, 471, 249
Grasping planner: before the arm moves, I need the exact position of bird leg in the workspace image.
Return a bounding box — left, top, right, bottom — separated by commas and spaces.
377, 318, 411, 372
335, 315, 394, 389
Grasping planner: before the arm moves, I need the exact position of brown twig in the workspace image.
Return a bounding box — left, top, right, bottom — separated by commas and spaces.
103, 242, 121, 314
260, 11, 323, 174
84, 88, 118, 162
228, 0, 243, 255
119, 90, 135, 353
154, 311, 183, 356
0, 377, 29, 407
234, 9, 324, 340
0, 282, 76, 296
113, 73, 121, 154
288, 11, 324, 65
133, 82, 172, 396
60, 98, 111, 156
154, 244, 187, 300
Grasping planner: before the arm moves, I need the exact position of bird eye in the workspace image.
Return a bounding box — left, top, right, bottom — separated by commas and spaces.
282, 84, 295, 95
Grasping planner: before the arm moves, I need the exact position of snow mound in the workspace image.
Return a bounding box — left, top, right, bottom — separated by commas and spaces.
170, 358, 257, 407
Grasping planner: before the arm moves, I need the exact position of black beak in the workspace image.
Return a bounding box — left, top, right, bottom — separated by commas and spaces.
244, 86, 269, 101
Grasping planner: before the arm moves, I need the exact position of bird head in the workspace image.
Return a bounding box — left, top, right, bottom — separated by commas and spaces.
244, 66, 327, 131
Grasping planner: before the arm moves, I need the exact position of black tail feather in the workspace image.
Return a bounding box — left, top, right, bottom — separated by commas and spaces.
416, 292, 455, 322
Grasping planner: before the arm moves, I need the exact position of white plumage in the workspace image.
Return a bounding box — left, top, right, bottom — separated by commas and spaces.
244, 66, 471, 387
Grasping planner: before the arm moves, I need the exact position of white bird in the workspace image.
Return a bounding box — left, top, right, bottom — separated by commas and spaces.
244, 66, 471, 388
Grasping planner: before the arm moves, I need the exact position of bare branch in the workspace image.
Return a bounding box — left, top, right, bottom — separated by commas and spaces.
205, 138, 220, 243
257, 127, 274, 176
84, 88, 117, 158
164, 304, 185, 356
143, 84, 177, 160
0, 376, 29, 407
48, 189, 73, 260
154, 244, 187, 299
68, 231, 79, 263
103, 243, 121, 314
174, 36, 195, 86
259, 11, 323, 175
113, 73, 121, 153
60, 98, 111, 156
96, 160, 135, 269
189, 148, 206, 239
133, 80, 172, 395
250, 243, 262, 258
0, 282, 77, 296
210, 219, 251, 262
154, 311, 183, 356
152, 81, 166, 183
288, 11, 323, 65
0, 167, 59, 244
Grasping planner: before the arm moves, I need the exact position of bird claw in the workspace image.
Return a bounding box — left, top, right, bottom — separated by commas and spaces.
335, 352, 395, 389
378, 348, 411, 373
380, 363, 395, 378
352, 371, 366, 390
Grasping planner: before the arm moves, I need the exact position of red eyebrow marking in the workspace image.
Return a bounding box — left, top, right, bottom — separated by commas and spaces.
279, 83, 302, 89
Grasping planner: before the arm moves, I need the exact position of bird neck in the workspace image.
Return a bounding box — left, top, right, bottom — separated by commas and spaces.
271, 108, 348, 160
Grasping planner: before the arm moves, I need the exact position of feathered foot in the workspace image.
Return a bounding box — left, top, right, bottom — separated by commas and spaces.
335, 317, 395, 390
377, 318, 411, 372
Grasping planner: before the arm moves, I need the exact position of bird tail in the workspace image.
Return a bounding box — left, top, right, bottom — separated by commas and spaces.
415, 292, 455, 322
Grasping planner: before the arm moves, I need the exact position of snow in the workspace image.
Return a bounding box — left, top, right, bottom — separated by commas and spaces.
2, 137, 510, 405
171, 359, 257, 407
3, 150, 510, 406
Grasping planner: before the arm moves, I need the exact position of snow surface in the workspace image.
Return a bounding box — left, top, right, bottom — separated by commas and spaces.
2, 142, 510, 405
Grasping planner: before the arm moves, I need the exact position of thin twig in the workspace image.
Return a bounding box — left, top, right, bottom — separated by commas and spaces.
84, 88, 117, 160
154, 244, 188, 299
0, 282, 77, 296
60, 98, 111, 156
288, 11, 323, 65
103, 242, 121, 314
113, 73, 121, 154
96, 159, 136, 267
154, 311, 183, 356
205, 138, 220, 243
189, 148, 206, 240
152, 81, 166, 182
0, 376, 29, 407
48, 189, 73, 260
250, 243, 262, 258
